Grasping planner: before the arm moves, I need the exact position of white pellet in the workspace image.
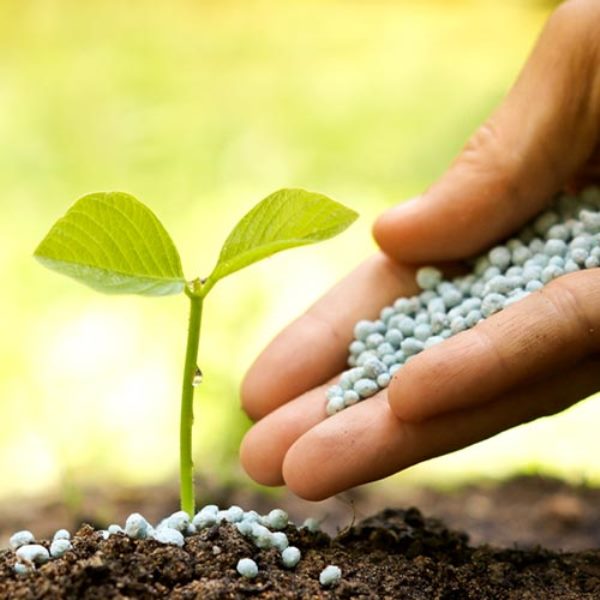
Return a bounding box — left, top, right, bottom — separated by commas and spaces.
450, 316, 466, 334
153, 527, 185, 547
546, 224, 570, 240
9, 531, 35, 550
251, 523, 273, 549
349, 340, 366, 355
281, 546, 301, 568
326, 396, 345, 415
541, 264, 564, 283
166, 511, 191, 532
235, 520, 254, 536
125, 513, 150, 540
373, 319, 387, 333
481, 293, 506, 317
377, 372, 391, 387
319, 565, 342, 587
326, 385, 343, 400
16, 544, 50, 566
192, 505, 219, 529
544, 239, 567, 257
570, 234, 594, 250
13, 563, 30, 575
237, 558, 259, 579
585, 255, 600, 268
272, 532, 289, 551
384, 328, 403, 347
397, 316, 416, 336
376, 342, 395, 358
465, 309, 482, 328
356, 351, 377, 367
381, 353, 396, 367
430, 312, 447, 334
512, 246, 532, 265
526, 280, 544, 292
413, 323, 432, 341
353, 320, 373, 341
485, 275, 512, 295
489, 246, 511, 270
393, 298, 412, 313
380, 306, 395, 323
343, 390, 360, 406
571, 247, 589, 265
427, 297, 446, 314
50, 538, 72, 558
401, 338, 425, 357
52, 529, 71, 542
243, 510, 261, 523
533, 211, 558, 235
581, 209, 600, 233
224, 506, 245, 523
267, 509, 288, 530
442, 288, 462, 308
416, 266, 442, 290
354, 378, 379, 399
108, 524, 124, 535
365, 332, 385, 349
424, 335, 444, 349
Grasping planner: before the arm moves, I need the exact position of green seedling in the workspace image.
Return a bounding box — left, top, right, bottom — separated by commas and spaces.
34, 189, 357, 516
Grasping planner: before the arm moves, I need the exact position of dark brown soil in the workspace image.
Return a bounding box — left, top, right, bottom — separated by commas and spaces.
1, 476, 600, 598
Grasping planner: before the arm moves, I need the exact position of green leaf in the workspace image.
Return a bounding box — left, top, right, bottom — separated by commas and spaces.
34, 192, 185, 296
206, 188, 358, 289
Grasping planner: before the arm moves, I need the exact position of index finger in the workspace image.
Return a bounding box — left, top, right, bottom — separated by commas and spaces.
241, 253, 419, 421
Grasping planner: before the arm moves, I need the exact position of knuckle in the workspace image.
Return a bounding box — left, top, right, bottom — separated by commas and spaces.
459, 120, 524, 204
304, 309, 344, 350
462, 121, 503, 171
548, 1, 600, 61
542, 270, 600, 352
472, 324, 513, 379
388, 344, 457, 421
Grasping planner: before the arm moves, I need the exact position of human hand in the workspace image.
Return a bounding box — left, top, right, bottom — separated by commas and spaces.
240, 0, 600, 500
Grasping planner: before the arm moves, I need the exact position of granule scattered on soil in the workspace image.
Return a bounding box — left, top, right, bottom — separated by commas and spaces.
2, 506, 600, 599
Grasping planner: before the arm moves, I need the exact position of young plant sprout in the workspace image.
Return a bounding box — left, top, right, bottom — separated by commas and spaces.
34, 189, 357, 516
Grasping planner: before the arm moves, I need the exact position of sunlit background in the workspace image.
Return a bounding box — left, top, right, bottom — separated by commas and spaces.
2, 0, 592, 504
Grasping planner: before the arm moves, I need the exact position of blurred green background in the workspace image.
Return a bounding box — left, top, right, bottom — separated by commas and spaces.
2, 0, 594, 502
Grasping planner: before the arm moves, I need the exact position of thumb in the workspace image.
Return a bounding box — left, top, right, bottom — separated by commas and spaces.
374, 0, 600, 264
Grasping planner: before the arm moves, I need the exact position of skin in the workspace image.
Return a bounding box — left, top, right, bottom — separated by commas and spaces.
240, 0, 600, 501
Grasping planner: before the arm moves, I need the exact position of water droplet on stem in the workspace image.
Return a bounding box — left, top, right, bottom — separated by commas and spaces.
192, 366, 203, 387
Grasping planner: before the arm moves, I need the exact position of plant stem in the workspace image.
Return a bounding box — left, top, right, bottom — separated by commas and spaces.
180, 288, 203, 516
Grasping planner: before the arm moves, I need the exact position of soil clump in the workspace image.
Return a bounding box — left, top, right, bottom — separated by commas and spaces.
2, 476, 600, 598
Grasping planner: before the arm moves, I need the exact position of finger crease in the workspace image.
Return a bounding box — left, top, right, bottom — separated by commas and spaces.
544, 279, 598, 354
304, 309, 346, 349
473, 326, 515, 388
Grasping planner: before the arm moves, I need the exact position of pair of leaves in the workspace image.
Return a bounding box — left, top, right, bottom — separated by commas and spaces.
34, 189, 358, 297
